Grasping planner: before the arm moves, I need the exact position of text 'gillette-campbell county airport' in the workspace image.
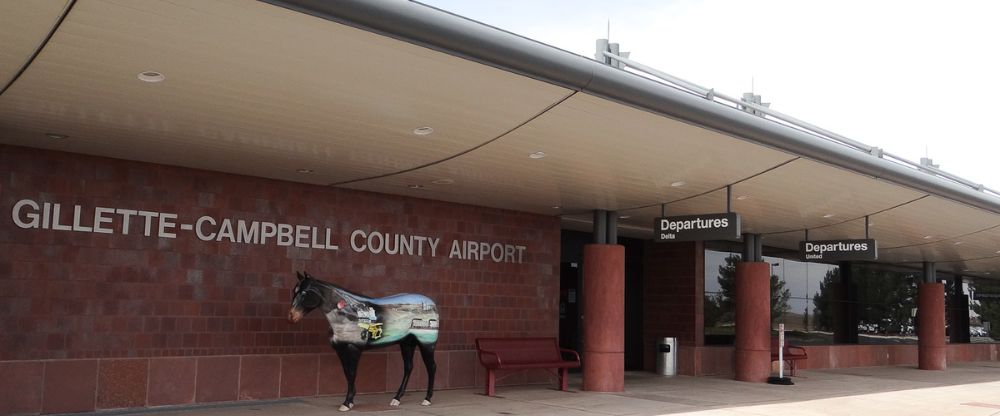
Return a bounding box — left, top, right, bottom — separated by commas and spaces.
3, 1, 1000, 415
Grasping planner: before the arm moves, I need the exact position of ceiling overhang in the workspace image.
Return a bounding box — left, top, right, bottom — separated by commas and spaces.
1, 0, 999, 278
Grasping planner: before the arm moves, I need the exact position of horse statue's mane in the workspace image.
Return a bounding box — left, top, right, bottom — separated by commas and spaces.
310, 278, 377, 314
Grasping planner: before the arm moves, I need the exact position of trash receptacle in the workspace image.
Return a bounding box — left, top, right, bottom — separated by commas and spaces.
655, 337, 677, 376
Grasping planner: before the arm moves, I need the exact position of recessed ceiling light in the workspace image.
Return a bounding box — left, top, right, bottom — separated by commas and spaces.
407, 184, 425, 190
137, 71, 165, 83
551, 206, 561, 209
736, 195, 749, 200
953, 241, 964, 245
431, 178, 454, 185
528, 151, 546, 159
44, 133, 68, 139
987, 272, 992, 275
822, 214, 835, 218
412, 126, 434, 136
619, 215, 631, 219
296, 168, 314, 174
923, 235, 933, 239
995, 250, 1000, 254
963, 269, 971, 272
670, 181, 686, 187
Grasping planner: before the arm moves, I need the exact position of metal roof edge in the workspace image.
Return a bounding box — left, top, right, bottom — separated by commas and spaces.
263, 0, 1000, 215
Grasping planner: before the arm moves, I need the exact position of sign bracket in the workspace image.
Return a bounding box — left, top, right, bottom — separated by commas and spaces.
726, 185, 732, 213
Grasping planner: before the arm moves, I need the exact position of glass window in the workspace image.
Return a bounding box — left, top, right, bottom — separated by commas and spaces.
703, 250, 839, 345
970, 279, 1000, 342
706, 249, 996, 346
768, 256, 838, 345
704, 250, 738, 345
850, 264, 918, 344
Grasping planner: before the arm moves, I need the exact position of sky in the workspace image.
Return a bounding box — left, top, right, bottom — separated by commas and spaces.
420, 0, 1000, 190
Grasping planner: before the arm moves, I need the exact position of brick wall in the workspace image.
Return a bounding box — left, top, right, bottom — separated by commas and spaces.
0, 145, 560, 414
642, 240, 704, 372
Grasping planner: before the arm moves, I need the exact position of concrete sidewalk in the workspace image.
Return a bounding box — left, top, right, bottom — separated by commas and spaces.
100, 362, 1000, 416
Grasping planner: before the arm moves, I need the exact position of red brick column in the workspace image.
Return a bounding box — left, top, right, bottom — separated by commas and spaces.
734, 262, 771, 382
581, 244, 625, 391
918, 282, 947, 370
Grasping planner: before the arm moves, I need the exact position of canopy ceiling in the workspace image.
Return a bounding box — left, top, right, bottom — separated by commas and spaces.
1, 0, 998, 278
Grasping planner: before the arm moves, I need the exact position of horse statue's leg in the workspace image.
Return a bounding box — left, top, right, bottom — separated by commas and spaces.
334, 344, 362, 412
417, 342, 437, 406
390, 336, 418, 406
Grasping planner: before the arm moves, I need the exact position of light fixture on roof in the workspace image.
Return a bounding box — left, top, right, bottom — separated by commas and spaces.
528, 151, 546, 159
137, 71, 165, 83
296, 168, 314, 174
670, 181, 686, 187
412, 127, 434, 136
44, 133, 68, 139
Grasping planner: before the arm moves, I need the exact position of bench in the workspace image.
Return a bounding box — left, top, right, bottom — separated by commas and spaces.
771, 337, 808, 376
475, 337, 581, 397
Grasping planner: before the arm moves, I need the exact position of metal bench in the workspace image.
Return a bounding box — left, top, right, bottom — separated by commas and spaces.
475, 337, 581, 396
771, 337, 808, 376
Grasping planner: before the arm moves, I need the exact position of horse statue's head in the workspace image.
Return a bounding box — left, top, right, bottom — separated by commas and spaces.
287, 271, 325, 324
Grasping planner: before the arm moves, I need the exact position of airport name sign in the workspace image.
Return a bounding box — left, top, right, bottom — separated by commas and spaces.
9, 198, 528, 264
654, 213, 741, 242
800, 239, 877, 261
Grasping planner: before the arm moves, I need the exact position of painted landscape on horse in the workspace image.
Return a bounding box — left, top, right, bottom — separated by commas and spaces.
287, 271, 438, 411
328, 291, 439, 347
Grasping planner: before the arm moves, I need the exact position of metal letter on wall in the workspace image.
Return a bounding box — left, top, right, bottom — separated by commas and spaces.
653, 213, 741, 242
799, 239, 878, 261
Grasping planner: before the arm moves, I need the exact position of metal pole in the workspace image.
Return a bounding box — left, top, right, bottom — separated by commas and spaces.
600, 51, 711, 97
726, 185, 733, 213
595, 39, 610, 63
601, 51, 875, 154
742, 233, 755, 262
865, 216, 870, 239
778, 323, 785, 377
600, 50, 1000, 200
753, 233, 763, 262
923, 262, 936, 283
607, 210, 618, 244
593, 210, 607, 244
803, 264, 807, 331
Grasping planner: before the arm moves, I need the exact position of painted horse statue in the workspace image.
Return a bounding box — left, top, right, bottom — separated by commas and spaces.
286, 271, 438, 411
